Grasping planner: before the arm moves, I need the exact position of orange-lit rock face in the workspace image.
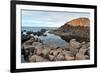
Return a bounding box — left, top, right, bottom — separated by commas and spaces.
65, 18, 90, 27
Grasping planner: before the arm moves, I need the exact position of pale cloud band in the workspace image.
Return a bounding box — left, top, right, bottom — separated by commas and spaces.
22, 10, 90, 27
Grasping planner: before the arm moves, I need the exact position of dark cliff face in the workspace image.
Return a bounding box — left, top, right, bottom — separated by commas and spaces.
55, 17, 90, 42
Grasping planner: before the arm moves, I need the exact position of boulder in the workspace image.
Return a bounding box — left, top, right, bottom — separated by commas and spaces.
36, 49, 42, 55
42, 48, 50, 57
69, 39, 81, 55
29, 55, 45, 62
79, 48, 87, 54
62, 50, 74, 60
32, 42, 44, 50
62, 50, 73, 56
64, 55, 74, 60
69, 39, 81, 49
56, 48, 63, 54
54, 53, 64, 61
75, 53, 85, 60
48, 54, 55, 61
35, 56, 45, 62
49, 49, 58, 56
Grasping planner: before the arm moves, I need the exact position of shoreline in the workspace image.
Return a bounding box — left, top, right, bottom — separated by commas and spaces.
21, 31, 90, 63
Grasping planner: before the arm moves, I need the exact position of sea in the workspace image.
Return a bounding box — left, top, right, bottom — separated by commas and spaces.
21, 27, 68, 63
22, 27, 68, 48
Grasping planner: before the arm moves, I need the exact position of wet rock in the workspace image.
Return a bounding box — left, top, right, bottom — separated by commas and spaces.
40, 29, 47, 33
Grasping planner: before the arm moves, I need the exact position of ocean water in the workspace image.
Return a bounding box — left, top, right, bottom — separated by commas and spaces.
22, 27, 57, 32
22, 27, 68, 48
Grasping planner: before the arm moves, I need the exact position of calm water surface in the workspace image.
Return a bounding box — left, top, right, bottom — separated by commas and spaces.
22, 27, 68, 48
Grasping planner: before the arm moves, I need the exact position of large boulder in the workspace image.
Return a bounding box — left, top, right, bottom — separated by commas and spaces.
69, 39, 81, 49
48, 54, 55, 61
62, 50, 74, 60
75, 53, 85, 60
56, 48, 63, 53
79, 48, 87, 55
64, 55, 75, 60
54, 53, 64, 61
29, 55, 45, 62
42, 48, 50, 57
49, 49, 59, 57
69, 39, 81, 55
32, 42, 44, 50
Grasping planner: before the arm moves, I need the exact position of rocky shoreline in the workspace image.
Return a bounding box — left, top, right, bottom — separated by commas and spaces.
21, 32, 90, 62
49, 25, 90, 42
50, 17, 90, 42
21, 17, 90, 63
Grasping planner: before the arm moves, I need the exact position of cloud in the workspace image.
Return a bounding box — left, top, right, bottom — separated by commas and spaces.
22, 10, 90, 27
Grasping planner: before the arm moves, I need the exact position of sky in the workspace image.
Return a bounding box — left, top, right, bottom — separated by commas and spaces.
22, 10, 90, 27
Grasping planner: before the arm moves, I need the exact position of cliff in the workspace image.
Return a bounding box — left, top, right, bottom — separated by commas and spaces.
52, 17, 90, 42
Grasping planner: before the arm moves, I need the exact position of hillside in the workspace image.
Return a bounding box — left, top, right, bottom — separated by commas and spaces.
52, 17, 90, 42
